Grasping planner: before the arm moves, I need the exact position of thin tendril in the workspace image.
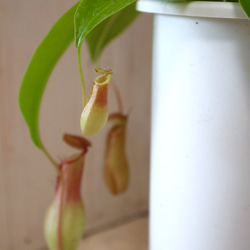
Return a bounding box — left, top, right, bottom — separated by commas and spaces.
77, 48, 86, 106
42, 146, 60, 173
111, 80, 123, 114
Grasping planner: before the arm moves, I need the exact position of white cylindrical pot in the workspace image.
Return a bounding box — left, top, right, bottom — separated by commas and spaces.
137, 1, 250, 250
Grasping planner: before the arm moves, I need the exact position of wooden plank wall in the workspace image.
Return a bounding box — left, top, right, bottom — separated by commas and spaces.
0, 0, 153, 249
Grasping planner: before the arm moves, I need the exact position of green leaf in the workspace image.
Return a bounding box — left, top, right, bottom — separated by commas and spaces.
19, 3, 79, 149
86, 2, 140, 63
239, 0, 250, 18
75, 0, 136, 49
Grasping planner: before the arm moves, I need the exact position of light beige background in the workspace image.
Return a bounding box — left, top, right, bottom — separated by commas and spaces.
0, 0, 153, 249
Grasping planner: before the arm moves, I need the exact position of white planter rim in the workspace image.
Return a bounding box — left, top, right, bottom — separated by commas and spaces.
136, 0, 248, 19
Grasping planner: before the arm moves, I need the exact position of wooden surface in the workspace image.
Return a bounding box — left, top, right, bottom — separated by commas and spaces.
0, 0, 153, 249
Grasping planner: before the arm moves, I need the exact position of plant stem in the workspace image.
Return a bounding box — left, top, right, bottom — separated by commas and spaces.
77, 48, 86, 107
